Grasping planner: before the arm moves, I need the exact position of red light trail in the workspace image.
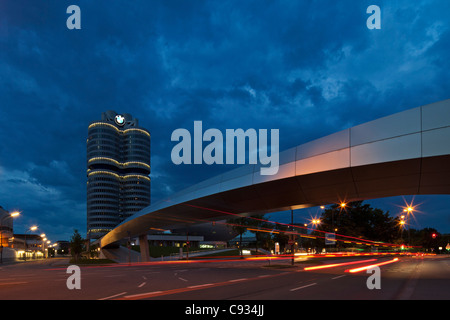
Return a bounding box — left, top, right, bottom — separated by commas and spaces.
345, 258, 399, 273
182, 203, 419, 249
304, 259, 377, 271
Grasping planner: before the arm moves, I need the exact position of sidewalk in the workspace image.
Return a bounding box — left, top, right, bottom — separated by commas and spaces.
101, 246, 236, 263
0, 256, 71, 268
152, 248, 235, 261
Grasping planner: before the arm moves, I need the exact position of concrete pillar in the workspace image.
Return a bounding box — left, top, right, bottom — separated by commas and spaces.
139, 234, 150, 262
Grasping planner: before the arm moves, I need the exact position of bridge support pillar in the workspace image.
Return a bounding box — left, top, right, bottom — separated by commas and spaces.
139, 233, 150, 262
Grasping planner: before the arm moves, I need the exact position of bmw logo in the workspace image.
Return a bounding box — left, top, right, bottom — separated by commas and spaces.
115, 115, 125, 126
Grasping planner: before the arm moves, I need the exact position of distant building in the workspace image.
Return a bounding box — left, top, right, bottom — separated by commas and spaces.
143, 234, 204, 248
54, 240, 70, 255
87, 111, 151, 239
12, 234, 45, 260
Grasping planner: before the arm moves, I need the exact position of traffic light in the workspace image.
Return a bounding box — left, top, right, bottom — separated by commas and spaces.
432, 233, 437, 239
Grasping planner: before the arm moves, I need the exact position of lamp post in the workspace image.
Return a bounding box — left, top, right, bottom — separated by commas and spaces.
403, 206, 413, 248
311, 218, 321, 254
46, 240, 51, 258
333, 202, 347, 231
24, 226, 38, 261
41, 234, 47, 258
399, 215, 406, 243
290, 209, 294, 266
0, 211, 20, 264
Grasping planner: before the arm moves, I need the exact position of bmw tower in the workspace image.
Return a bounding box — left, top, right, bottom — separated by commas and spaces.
87, 111, 151, 239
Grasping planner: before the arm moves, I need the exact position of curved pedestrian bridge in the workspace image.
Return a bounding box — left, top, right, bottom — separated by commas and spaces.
99, 99, 450, 249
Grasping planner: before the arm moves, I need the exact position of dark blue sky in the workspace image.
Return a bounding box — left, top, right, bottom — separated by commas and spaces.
0, 1, 449, 241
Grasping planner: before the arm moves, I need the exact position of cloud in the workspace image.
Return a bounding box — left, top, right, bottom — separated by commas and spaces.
0, 163, 86, 240
1, 0, 450, 239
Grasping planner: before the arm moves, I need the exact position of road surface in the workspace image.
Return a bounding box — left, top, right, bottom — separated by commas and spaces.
0, 255, 449, 300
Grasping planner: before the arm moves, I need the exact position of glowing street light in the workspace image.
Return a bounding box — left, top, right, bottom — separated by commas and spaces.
401, 203, 416, 247
24, 226, 38, 261
10, 211, 20, 218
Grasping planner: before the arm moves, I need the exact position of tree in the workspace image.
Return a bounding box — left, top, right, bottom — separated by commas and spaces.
69, 229, 85, 262
227, 214, 275, 254
227, 216, 249, 256
89, 243, 100, 258
272, 222, 290, 253
320, 201, 399, 245
246, 214, 273, 252
409, 227, 439, 251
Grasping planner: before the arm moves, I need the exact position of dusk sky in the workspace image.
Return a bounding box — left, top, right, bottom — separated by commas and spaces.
1, 0, 449, 242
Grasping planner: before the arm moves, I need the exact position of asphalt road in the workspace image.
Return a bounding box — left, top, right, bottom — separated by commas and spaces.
0, 255, 449, 301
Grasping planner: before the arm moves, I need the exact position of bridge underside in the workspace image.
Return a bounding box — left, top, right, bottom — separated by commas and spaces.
100, 155, 450, 248
99, 99, 450, 249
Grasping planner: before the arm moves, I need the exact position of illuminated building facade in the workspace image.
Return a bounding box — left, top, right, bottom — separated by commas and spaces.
0, 206, 13, 249
87, 111, 151, 239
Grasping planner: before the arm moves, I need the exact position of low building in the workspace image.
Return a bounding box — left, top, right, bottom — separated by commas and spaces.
0, 206, 13, 249
12, 234, 44, 260
135, 233, 204, 248
54, 240, 70, 255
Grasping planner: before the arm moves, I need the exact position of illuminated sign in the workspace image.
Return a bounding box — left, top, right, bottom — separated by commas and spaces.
115, 115, 125, 126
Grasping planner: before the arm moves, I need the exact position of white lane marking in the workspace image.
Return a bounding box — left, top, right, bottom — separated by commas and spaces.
290, 283, 317, 291
138, 282, 146, 288
332, 275, 346, 280
98, 292, 127, 300
124, 291, 162, 299
188, 283, 213, 289
228, 278, 247, 282
178, 277, 188, 282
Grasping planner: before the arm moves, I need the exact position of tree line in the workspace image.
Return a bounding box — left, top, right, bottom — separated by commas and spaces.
227, 201, 449, 254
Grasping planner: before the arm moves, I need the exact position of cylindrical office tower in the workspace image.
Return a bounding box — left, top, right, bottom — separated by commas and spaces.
87, 111, 150, 240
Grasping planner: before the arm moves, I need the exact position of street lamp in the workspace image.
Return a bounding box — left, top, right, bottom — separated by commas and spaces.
10, 211, 20, 218
0, 211, 20, 264
24, 226, 38, 261
44, 240, 51, 258
290, 210, 295, 265
330, 202, 348, 234
403, 206, 414, 247
41, 234, 48, 258
398, 215, 406, 243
